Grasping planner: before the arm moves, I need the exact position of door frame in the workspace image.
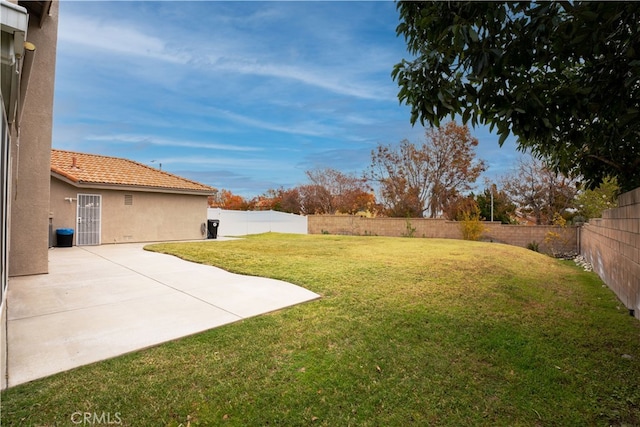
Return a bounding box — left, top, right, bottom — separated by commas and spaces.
76, 193, 102, 246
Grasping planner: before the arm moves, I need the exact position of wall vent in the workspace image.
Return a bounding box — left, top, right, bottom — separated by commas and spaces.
124, 194, 133, 206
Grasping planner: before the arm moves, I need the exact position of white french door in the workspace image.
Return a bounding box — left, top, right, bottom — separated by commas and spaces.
76, 194, 101, 245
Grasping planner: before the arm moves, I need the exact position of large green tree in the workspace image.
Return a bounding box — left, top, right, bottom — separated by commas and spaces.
574, 176, 619, 220
393, 1, 640, 192
475, 185, 516, 224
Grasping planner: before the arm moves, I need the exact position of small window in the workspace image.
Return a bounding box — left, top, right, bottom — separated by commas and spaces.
124, 194, 133, 206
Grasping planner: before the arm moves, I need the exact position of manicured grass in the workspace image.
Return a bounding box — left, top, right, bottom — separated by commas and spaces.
2, 233, 640, 426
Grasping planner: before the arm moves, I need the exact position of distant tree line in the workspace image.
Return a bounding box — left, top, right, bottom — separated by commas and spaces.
209, 122, 619, 225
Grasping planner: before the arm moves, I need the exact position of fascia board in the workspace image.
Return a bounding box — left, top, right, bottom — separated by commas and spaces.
51, 173, 213, 196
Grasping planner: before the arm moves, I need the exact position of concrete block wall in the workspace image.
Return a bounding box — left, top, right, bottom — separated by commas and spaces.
308, 216, 577, 254
581, 187, 640, 317
484, 223, 577, 255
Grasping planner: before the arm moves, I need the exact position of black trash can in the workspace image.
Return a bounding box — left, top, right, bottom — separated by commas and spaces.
207, 220, 219, 239
56, 228, 74, 247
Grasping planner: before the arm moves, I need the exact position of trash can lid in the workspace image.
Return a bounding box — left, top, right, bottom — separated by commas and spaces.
56, 228, 74, 235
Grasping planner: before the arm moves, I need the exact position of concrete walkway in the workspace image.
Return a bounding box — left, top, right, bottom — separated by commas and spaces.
5, 241, 319, 388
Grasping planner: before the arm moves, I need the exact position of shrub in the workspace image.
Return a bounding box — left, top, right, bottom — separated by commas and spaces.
527, 241, 540, 252
459, 205, 486, 241
545, 213, 573, 257
402, 219, 417, 238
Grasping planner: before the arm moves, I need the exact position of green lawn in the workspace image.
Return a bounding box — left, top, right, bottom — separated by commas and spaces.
2, 233, 640, 426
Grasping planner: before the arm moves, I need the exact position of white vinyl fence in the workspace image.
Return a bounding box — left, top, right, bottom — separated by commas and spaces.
207, 209, 307, 237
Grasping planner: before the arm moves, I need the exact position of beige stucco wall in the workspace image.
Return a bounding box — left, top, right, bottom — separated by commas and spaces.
9, 2, 59, 276
1, 300, 6, 390
50, 178, 210, 244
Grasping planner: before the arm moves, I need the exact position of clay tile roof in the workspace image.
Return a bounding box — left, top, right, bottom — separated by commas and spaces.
51, 149, 214, 194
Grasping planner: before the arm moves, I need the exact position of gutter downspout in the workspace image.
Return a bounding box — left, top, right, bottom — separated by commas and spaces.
17, 41, 35, 124
12, 42, 35, 202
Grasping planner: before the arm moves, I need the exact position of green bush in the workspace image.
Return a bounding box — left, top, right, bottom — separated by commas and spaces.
459, 206, 485, 241
527, 241, 540, 252
401, 219, 417, 238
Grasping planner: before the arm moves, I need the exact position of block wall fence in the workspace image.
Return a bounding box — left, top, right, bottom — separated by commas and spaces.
580, 187, 640, 318
307, 215, 577, 255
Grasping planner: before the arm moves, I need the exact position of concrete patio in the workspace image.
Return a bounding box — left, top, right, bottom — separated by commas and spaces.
3, 240, 320, 388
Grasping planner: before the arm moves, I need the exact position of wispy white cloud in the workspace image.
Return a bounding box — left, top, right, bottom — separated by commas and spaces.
160, 155, 290, 171
85, 134, 261, 152
207, 108, 339, 138
58, 13, 190, 64
342, 113, 379, 126
211, 58, 393, 101
59, 8, 396, 102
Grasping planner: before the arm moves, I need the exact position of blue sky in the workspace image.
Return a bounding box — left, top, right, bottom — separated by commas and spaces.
53, 1, 521, 198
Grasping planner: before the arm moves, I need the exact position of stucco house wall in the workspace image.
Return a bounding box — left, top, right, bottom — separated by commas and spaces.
9, 1, 58, 276
2, 0, 59, 390
51, 177, 210, 245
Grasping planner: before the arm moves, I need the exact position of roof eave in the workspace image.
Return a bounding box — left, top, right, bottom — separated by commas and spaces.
51, 173, 214, 196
